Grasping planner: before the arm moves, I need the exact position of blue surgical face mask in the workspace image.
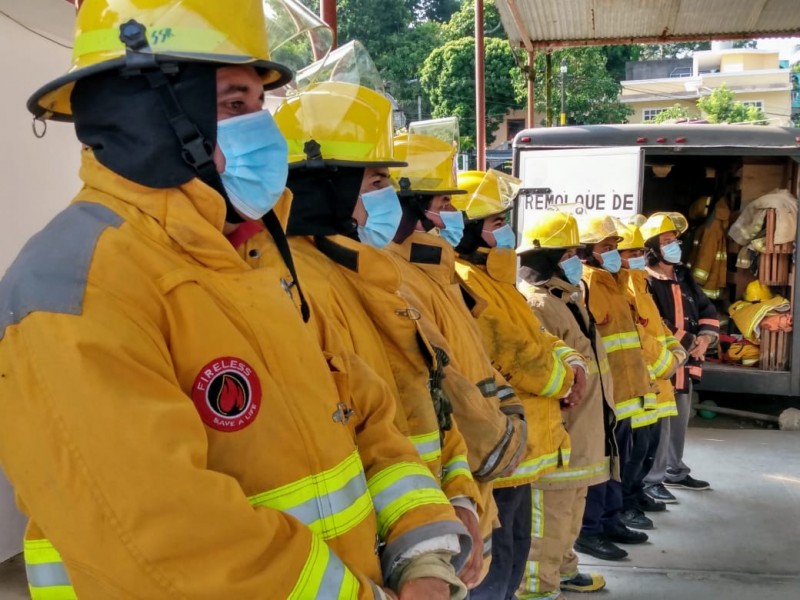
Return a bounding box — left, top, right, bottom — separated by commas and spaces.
217, 110, 289, 220
596, 249, 622, 274
486, 224, 516, 249
559, 255, 583, 285
357, 186, 402, 249
627, 256, 647, 271
661, 241, 682, 264
430, 209, 465, 247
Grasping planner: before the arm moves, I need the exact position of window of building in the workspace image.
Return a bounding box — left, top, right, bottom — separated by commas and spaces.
507, 119, 525, 140
741, 100, 764, 110
643, 108, 668, 122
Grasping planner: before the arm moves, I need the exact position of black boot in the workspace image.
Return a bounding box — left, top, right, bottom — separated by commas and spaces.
574, 534, 628, 560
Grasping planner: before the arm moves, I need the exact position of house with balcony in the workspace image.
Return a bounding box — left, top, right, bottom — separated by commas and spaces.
620, 46, 794, 125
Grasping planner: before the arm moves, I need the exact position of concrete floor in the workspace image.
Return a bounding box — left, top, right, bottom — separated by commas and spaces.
1, 427, 799, 599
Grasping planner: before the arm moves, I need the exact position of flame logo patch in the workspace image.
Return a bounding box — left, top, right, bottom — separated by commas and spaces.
192, 357, 261, 432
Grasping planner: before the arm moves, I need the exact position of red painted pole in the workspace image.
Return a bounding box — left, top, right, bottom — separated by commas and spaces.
320, 0, 337, 48
475, 0, 486, 170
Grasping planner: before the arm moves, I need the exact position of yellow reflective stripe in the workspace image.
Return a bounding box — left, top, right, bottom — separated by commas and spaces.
476, 378, 498, 398
535, 458, 610, 483
495, 449, 565, 485
24, 539, 76, 600
409, 431, 442, 463
587, 356, 610, 375
368, 462, 449, 537
248, 450, 372, 540
441, 455, 472, 485
692, 267, 709, 283
649, 345, 673, 379
616, 397, 643, 421
540, 350, 568, 397
702, 288, 720, 299
73, 28, 237, 60
287, 533, 360, 600
631, 408, 659, 428
601, 331, 641, 354
287, 139, 381, 161
643, 392, 658, 411
657, 401, 679, 419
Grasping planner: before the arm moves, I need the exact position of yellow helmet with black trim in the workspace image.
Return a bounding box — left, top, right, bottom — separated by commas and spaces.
452, 170, 522, 220
29, 0, 292, 121
273, 81, 404, 168
391, 117, 465, 196
640, 212, 689, 242
517, 211, 581, 254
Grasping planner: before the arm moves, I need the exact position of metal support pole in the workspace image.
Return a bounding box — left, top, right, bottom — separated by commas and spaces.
475, 0, 486, 170
418, 94, 422, 122
527, 49, 536, 129
320, 0, 337, 48
559, 58, 567, 126
545, 52, 552, 127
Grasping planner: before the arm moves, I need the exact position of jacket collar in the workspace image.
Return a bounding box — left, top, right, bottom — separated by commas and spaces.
388, 231, 455, 286
78, 149, 247, 273
311, 234, 402, 292
461, 247, 517, 285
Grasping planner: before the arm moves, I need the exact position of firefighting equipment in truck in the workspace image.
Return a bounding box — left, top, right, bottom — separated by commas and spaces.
517, 211, 582, 254
456, 247, 583, 487
688, 199, 730, 300
3, 151, 469, 600
744, 280, 775, 303
729, 189, 798, 247
29, 0, 292, 121
728, 296, 791, 344
727, 340, 761, 366
453, 170, 522, 221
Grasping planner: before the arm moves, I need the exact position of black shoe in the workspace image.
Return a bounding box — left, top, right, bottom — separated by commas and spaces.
603, 522, 649, 544
637, 493, 667, 512
664, 475, 710, 490
618, 508, 654, 530
645, 483, 678, 503
561, 572, 607, 592
574, 534, 628, 560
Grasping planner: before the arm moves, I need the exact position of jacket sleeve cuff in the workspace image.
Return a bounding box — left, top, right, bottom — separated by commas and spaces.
381, 521, 471, 583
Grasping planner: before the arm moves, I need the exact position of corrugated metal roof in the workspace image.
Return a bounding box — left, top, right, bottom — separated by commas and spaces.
496, 0, 800, 50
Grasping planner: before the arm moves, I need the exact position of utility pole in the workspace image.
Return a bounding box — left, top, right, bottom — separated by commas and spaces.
545, 52, 552, 127
417, 94, 422, 122
320, 0, 337, 48
560, 58, 567, 126
475, 0, 486, 170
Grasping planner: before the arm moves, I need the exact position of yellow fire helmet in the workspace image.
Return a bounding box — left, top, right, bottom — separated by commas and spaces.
744, 280, 775, 303
28, 0, 292, 121
640, 211, 689, 242
577, 214, 624, 245
452, 170, 522, 221
392, 117, 466, 196
517, 211, 582, 254
617, 222, 646, 251
273, 81, 405, 169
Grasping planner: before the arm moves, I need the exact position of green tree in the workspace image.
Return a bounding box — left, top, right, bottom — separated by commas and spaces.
651, 104, 698, 124
512, 47, 632, 125
441, 0, 503, 41
602, 45, 641, 82
638, 42, 711, 60
697, 84, 767, 124
420, 36, 522, 150
414, 0, 462, 22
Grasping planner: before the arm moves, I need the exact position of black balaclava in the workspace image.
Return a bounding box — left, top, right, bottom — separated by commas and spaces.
577, 243, 603, 269
455, 219, 488, 256
519, 249, 567, 284
394, 191, 436, 244
285, 166, 365, 239
71, 63, 225, 198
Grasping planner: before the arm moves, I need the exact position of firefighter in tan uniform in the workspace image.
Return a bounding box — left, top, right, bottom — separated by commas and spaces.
385, 120, 529, 580
231, 78, 485, 590
516, 213, 617, 599
451, 171, 588, 600
0, 2, 472, 599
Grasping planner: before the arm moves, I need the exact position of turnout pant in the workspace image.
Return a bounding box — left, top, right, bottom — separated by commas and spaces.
517, 486, 588, 600
471, 485, 532, 600
644, 383, 693, 487
581, 418, 630, 535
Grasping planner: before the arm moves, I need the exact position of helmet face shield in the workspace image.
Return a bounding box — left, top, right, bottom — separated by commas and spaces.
264, 0, 333, 76
577, 214, 624, 245
453, 170, 521, 221
392, 117, 464, 196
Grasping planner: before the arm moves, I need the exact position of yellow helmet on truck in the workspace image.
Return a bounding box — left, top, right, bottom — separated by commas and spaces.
452, 170, 522, 220
517, 212, 582, 254
29, 0, 292, 121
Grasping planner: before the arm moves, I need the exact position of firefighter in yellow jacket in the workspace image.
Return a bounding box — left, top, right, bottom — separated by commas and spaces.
385, 120, 529, 579
516, 212, 618, 599
451, 170, 588, 600
232, 77, 485, 589
0, 2, 470, 599
574, 215, 656, 550
616, 221, 688, 516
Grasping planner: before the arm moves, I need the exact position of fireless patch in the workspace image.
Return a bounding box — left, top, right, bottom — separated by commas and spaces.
192, 357, 261, 432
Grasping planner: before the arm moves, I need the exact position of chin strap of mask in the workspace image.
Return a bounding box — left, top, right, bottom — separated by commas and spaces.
118, 19, 243, 224
261, 210, 311, 323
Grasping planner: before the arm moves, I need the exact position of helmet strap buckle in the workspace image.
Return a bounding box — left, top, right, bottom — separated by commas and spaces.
119, 20, 162, 76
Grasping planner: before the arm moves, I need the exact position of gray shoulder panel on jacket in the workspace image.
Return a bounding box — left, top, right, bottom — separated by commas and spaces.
0, 202, 124, 340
